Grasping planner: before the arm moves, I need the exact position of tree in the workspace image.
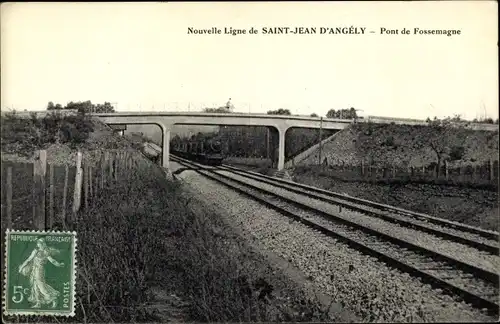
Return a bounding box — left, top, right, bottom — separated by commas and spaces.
94, 102, 115, 113
203, 107, 231, 113
416, 115, 470, 177
326, 109, 336, 118
267, 108, 291, 115
326, 108, 357, 119
46, 100, 115, 113
310, 113, 318, 117
64, 100, 94, 113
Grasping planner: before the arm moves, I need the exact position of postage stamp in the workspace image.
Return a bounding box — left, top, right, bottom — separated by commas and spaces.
3, 229, 77, 317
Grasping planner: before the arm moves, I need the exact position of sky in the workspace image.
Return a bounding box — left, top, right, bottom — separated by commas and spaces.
1, 1, 498, 121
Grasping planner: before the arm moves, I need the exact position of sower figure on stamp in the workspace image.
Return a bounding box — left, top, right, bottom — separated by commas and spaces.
18, 238, 64, 309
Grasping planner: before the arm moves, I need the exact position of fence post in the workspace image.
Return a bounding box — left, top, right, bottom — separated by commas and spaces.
490, 159, 494, 181
6, 167, 12, 229
445, 161, 448, 180
33, 150, 47, 230
101, 153, 106, 189
89, 165, 93, 208
95, 165, 99, 206
61, 165, 69, 228
72, 152, 83, 219
109, 152, 114, 182
48, 164, 55, 228
84, 164, 89, 211
114, 153, 119, 181
392, 165, 396, 179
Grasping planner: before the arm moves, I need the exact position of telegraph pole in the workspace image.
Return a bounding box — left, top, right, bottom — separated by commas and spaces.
318, 117, 323, 165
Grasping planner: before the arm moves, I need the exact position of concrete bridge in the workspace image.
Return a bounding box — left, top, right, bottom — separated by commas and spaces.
94, 112, 351, 171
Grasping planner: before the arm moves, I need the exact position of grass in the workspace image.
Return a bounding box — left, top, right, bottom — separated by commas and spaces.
2, 150, 335, 323
1, 113, 341, 322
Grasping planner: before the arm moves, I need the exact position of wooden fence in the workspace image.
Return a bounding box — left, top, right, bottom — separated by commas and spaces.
1, 148, 162, 231
308, 159, 499, 186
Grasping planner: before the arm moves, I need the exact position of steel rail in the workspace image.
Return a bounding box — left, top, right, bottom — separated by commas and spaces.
171, 156, 499, 315
216, 164, 499, 254
222, 164, 499, 242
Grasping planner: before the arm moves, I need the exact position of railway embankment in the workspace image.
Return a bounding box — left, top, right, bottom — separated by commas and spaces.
297, 122, 499, 168
1, 111, 344, 322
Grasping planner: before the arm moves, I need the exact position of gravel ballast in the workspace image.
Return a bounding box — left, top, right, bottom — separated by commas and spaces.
217, 170, 500, 274
173, 165, 496, 322
225, 168, 498, 248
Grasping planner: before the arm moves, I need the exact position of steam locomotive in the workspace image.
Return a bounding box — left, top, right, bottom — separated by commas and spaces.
170, 136, 224, 166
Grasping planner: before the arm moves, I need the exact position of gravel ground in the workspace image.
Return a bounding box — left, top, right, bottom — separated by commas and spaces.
225, 168, 498, 248
293, 172, 499, 232
174, 166, 496, 322
218, 170, 500, 274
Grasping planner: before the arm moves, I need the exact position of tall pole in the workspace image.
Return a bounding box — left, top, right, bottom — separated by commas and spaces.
318, 117, 323, 165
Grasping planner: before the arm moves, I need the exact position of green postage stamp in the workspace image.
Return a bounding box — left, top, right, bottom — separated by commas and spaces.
3, 230, 77, 317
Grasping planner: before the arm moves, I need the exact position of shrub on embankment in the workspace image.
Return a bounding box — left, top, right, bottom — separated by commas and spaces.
1, 110, 132, 162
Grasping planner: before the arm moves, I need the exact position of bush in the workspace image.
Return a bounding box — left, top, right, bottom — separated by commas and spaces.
383, 136, 395, 147
449, 145, 465, 161
0, 110, 95, 155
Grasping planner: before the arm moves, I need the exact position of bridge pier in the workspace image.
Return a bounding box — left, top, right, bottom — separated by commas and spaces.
160, 124, 171, 170
277, 127, 287, 171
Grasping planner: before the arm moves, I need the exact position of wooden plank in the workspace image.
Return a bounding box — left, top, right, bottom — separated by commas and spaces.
89, 165, 93, 206
84, 164, 89, 211
48, 163, 55, 228
93, 166, 98, 208
109, 152, 114, 182
72, 152, 83, 219
6, 167, 12, 229
33, 150, 47, 230
61, 165, 69, 227
490, 159, 494, 181
114, 152, 119, 181
101, 153, 106, 189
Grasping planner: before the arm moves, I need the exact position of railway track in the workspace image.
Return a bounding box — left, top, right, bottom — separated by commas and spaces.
218, 164, 499, 254
170, 155, 499, 315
